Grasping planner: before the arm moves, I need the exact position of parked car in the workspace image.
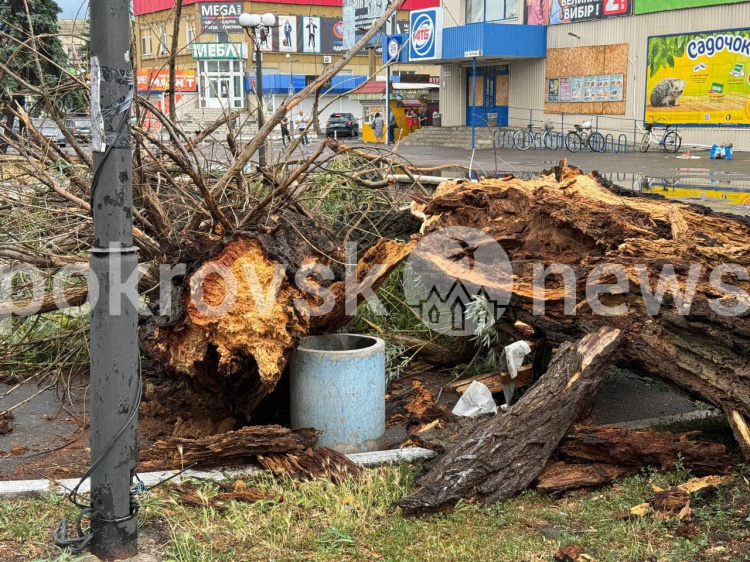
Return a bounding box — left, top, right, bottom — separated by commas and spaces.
325, 113, 359, 137
25, 118, 66, 146
64, 114, 91, 142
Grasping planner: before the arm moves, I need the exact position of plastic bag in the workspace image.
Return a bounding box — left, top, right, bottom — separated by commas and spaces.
452, 381, 498, 417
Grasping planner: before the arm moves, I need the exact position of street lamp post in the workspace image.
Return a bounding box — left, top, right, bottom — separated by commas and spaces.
239, 12, 276, 169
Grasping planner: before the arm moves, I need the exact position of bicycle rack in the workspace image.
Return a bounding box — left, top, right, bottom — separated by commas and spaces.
619, 134, 629, 154
605, 134, 616, 153
496, 127, 630, 154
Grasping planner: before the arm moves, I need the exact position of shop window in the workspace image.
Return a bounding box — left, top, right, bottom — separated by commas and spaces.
216, 32, 229, 43
364, 105, 385, 124
467, 0, 519, 22
466, 0, 483, 23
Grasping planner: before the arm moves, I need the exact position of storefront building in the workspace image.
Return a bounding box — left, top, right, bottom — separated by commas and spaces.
390, 0, 750, 149
350, 78, 439, 141
133, 0, 440, 127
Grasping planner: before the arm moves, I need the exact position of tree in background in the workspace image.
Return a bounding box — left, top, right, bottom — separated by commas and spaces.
0, 0, 68, 152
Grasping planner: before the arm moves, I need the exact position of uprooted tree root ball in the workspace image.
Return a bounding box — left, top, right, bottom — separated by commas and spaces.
409, 161, 750, 456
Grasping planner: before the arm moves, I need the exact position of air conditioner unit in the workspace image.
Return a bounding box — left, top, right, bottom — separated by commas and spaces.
323, 55, 332, 64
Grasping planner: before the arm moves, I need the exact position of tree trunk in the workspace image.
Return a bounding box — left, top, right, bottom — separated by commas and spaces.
398, 326, 624, 514
410, 161, 750, 456
140, 218, 414, 419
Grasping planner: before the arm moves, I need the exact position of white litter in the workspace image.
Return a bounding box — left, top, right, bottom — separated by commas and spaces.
502, 340, 532, 379
452, 380, 498, 417
501, 340, 532, 406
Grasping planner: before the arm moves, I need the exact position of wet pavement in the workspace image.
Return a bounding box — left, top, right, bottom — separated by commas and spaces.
387, 145, 750, 217
0, 380, 85, 478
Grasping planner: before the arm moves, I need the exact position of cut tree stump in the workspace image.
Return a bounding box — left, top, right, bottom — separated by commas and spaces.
398, 326, 624, 513
410, 161, 750, 456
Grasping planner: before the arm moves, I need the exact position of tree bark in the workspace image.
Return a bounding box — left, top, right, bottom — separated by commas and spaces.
410, 161, 750, 456
536, 426, 732, 493
537, 462, 635, 494
398, 326, 624, 514
553, 426, 733, 474
139, 424, 319, 468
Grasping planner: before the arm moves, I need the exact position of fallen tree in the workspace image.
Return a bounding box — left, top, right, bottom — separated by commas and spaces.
536, 426, 733, 493
398, 326, 624, 513
409, 161, 750, 455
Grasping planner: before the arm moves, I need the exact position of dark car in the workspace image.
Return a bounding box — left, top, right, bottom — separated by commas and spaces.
64, 115, 92, 142
326, 112, 359, 138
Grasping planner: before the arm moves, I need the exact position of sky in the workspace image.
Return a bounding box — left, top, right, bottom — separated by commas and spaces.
57, 0, 89, 19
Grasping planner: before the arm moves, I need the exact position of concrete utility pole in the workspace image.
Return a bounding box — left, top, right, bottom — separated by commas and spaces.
89, 0, 139, 556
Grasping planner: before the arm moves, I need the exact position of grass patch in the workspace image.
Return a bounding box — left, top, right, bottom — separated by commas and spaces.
3, 463, 750, 561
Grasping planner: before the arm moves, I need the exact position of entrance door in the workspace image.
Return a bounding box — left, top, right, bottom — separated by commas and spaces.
199, 60, 245, 110
466, 65, 509, 127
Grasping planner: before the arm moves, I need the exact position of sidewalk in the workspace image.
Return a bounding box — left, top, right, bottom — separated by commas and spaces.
389, 144, 750, 179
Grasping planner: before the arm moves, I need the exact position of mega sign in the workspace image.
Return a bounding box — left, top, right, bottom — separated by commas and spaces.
200, 2, 242, 33
409, 8, 443, 61
549, 0, 631, 24
645, 28, 750, 127
137, 69, 197, 92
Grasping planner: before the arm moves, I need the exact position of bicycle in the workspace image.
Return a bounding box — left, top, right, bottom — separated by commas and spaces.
564, 121, 606, 153
639, 121, 682, 153
513, 121, 556, 151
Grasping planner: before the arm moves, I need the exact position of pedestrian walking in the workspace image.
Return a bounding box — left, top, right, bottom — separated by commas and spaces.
280, 116, 291, 147
372, 112, 385, 143
295, 109, 310, 146
388, 111, 397, 142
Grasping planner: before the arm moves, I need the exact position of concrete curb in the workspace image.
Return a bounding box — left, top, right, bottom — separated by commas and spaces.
0, 447, 437, 500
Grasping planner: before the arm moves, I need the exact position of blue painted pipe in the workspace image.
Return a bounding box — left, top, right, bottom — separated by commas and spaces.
290, 334, 386, 453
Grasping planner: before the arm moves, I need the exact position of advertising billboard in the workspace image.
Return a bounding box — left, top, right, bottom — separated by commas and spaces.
279, 16, 298, 52
343, 0, 388, 49
409, 8, 443, 61
645, 28, 750, 126
200, 2, 242, 33
549, 0, 631, 24
137, 69, 197, 92
636, 0, 748, 15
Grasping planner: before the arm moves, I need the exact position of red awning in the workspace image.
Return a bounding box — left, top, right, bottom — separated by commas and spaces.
400, 100, 424, 107
353, 81, 388, 94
